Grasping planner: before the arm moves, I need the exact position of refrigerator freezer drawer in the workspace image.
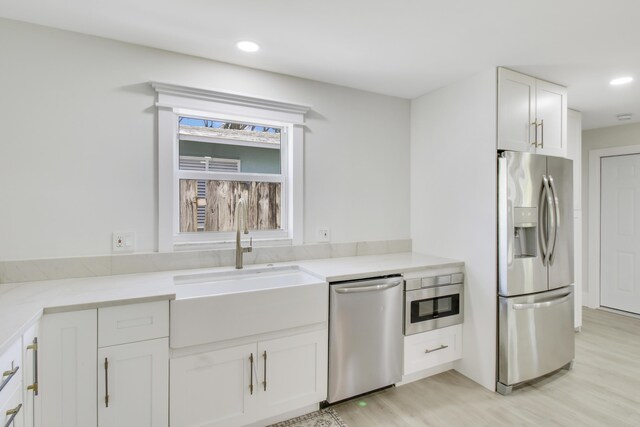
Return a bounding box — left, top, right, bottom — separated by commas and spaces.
498, 286, 575, 386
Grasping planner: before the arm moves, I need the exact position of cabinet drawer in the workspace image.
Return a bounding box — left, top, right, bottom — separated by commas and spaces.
99, 301, 169, 347
0, 339, 22, 404
1, 385, 23, 427
403, 324, 462, 375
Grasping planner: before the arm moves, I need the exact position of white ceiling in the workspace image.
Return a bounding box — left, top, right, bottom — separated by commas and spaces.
1, 0, 640, 129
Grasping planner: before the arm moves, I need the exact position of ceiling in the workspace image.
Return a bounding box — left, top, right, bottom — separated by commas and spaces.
1, 0, 639, 129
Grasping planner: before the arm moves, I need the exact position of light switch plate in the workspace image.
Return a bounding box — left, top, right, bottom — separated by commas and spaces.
317, 228, 330, 243
112, 232, 135, 253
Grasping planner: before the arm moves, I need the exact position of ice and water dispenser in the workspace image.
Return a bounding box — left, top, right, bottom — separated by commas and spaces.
513, 207, 537, 258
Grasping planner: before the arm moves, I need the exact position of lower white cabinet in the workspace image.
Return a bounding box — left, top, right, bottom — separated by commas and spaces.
98, 338, 169, 427
40, 309, 97, 427
403, 324, 462, 375
170, 329, 327, 427
40, 302, 170, 427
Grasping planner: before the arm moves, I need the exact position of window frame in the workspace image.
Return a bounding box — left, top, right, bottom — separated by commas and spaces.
152, 83, 309, 251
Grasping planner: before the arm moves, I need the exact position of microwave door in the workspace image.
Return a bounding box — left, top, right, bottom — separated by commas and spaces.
499, 151, 549, 297
547, 156, 574, 290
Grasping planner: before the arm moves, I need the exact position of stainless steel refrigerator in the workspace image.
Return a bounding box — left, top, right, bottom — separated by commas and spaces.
497, 151, 575, 395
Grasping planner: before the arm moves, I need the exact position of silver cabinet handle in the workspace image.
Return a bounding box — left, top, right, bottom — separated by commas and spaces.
104, 357, 110, 408
26, 337, 38, 396
262, 351, 267, 392
547, 175, 560, 265
4, 403, 22, 427
513, 293, 572, 310
539, 119, 544, 148
530, 121, 538, 147
425, 345, 448, 354
249, 353, 254, 395
335, 280, 402, 294
0, 365, 19, 394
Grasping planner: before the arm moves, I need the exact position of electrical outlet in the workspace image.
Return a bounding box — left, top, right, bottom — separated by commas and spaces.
317, 228, 330, 243
112, 232, 135, 253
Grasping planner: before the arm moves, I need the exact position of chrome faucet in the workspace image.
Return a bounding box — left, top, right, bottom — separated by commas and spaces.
235, 198, 253, 269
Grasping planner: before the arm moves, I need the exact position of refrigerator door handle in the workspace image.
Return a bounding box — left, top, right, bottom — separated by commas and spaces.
539, 175, 551, 266
547, 175, 560, 265
512, 292, 572, 310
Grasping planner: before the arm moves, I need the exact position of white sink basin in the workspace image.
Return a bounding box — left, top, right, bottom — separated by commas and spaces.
170, 265, 328, 349
174, 265, 320, 298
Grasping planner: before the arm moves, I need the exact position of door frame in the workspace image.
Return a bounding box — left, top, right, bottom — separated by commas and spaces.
588, 144, 640, 308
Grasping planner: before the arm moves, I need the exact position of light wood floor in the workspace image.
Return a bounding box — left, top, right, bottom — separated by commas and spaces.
333, 308, 640, 426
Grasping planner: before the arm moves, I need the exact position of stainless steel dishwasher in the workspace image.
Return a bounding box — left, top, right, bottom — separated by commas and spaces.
327, 275, 403, 403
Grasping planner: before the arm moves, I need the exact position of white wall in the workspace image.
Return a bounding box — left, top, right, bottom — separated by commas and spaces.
0, 19, 410, 260
582, 122, 640, 304
410, 69, 497, 390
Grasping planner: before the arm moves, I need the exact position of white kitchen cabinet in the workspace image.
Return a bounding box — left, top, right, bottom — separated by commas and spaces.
403, 324, 462, 375
170, 343, 256, 427
22, 322, 40, 427
1, 385, 24, 427
568, 109, 582, 329
40, 309, 97, 427
498, 68, 567, 157
98, 338, 168, 427
40, 302, 170, 427
170, 329, 327, 427
258, 330, 327, 417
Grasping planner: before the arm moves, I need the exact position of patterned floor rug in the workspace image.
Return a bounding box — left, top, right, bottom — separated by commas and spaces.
268, 408, 348, 427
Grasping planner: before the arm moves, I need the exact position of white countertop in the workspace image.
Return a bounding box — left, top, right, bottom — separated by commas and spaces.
0, 252, 462, 354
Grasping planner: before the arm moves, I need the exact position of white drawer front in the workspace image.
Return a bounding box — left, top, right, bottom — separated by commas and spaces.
403, 324, 462, 375
1, 385, 23, 427
99, 301, 169, 347
0, 338, 22, 404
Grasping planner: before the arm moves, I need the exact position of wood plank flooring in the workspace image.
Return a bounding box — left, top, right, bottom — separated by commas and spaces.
333, 308, 640, 426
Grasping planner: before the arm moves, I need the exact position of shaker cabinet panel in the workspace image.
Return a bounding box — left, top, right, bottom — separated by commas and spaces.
498, 68, 536, 152
258, 329, 328, 418
40, 310, 97, 427
535, 79, 567, 157
97, 338, 168, 427
170, 343, 256, 427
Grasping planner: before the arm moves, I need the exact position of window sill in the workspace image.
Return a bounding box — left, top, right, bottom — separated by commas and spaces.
173, 238, 293, 252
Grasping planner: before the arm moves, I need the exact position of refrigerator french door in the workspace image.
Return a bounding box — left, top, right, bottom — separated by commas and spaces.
497, 151, 574, 394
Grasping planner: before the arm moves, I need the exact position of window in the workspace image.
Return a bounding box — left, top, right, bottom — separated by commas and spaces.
152, 83, 309, 251
177, 116, 286, 234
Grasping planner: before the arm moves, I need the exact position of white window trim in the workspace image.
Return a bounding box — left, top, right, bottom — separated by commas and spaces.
152, 82, 310, 251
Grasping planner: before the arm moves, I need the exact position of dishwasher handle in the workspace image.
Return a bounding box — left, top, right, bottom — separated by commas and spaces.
334, 280, 402, 294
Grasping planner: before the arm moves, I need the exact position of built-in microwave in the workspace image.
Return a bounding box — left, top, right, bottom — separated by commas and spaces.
404, 272, 464, 335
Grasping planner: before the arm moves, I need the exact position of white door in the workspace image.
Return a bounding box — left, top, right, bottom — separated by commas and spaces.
40, 309, 97, 427
98, 338, 168, 427
601, 154, 640, 314
170, 343, 257, 427
258, 330, 328, 418
498, 68, 536, 152
535, 80, 567, 158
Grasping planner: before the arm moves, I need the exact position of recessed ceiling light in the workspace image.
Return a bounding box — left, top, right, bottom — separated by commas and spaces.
236, 41, 260, 53
616, 113, 633, 121
610, 76, 633, 86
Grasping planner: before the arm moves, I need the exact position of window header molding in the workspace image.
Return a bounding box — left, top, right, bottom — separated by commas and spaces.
151, 82, 311, 125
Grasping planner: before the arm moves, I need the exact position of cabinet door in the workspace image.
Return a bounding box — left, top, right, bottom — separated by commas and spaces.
97, 338, 168, 427
40, 309, 97, 427
1, 385, 24, 427
258, 330, 328, 418
535, 79, 567, 157
22, 322, 39, 427
498, 68, 536, 152
170, 344, 257, 427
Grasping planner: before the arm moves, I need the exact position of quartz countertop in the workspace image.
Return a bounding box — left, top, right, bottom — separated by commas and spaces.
0, 251, 462, 354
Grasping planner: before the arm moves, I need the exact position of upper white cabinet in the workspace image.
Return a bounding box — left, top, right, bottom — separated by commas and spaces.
498, 68, 568, 157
